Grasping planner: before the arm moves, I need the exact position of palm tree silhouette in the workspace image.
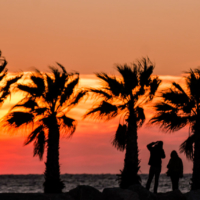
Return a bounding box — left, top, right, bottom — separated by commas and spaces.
150, 68, 200, 190
84, 58, 161, 188
3, 63, 86, 193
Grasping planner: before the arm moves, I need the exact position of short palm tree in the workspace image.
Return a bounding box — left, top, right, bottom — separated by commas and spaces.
85, 58, 161, 188
150, 68, 200, 190
3, 64, 86, 193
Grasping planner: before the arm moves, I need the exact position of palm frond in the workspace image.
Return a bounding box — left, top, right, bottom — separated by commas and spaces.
136, 85, 145, 96
180, 134, 195, 161
150, 112, 188, 132
24, 125, 44, 145
34, 68, 43, 75
89, 89, 112, 100
116, 64, 138, 92
172, 82, 195, 114
18, 84, 40, 96
112, 124, 127, 151
84, 101, 118, 120
30, 75, 45, 95
5, 112, 34, 127
0, 60, 7, 73
186, 69, 200, 100
138, 58, 154, 87
149, 76, 161, 99
0, 75, 23, 103
172, 82, 186, 94
45, 73, 54, 102
50, 67, 69, 96
182, 100, 196, 114
154, 102, 177, 112
45, 69, 69, 103
0, 70, 7, 82
135, 106, 145, 127
0, 90, 10, 104
96, 73, 123, 97
60, 77, 79, 105
162, 89, 190, 106
49, 67, 60, 83
34, 107, 48, 116
56, 62, 67, 73
46, 73, 54, 87
5, 75, 23, 90
118, 103, 128, 111
33, 130, 46, 160
59, 115, 77, 137
68, 90, 87, 107
55, 73, 68, 97
13, 99, 38, 111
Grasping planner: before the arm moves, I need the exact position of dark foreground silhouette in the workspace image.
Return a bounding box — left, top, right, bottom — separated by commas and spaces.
146, 141, 166, 193
167, 150, 183, 191
3, 64, 86, 193
0, 184, 195, 200
150, 68, 200, 190
85, 57, 161, 189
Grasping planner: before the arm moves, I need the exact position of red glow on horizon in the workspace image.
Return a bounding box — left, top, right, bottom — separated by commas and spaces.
0, 75, 193, 174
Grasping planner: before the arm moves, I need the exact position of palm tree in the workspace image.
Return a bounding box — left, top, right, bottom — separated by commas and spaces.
3, 63, 86, 193
84, 58, 161, 188
150, 68, 200, 190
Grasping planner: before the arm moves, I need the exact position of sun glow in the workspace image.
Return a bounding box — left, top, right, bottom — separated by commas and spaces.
0, 74, 193, 174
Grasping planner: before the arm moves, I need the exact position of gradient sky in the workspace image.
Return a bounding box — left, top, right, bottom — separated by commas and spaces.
0, 0, 199, 174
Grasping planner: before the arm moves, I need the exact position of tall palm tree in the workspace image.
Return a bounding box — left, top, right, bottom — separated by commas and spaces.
150, 68, 200, 190
3, 63, 86, 193
84, 58, 161, 188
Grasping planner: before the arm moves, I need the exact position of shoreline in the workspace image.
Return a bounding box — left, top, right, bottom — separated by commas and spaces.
0, 184, 198, 200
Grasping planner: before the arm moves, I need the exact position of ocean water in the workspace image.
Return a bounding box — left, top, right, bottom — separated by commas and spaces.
0, 174, 192, 193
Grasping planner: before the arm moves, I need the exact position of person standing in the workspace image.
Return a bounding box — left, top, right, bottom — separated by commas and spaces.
146, 141, 166, 193
166, 150, 183, 191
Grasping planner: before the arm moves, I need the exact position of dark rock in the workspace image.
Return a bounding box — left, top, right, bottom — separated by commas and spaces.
102, 187, 139, 200
157, 190, 186, 200
0, 193, 75, 200
128, 184, 157, 200
68, 185, 103, 200
184, 190, 200, 200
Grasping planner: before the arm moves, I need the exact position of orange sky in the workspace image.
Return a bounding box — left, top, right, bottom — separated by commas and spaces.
0, 75, 193, 174
1, 1, 200, 75
0, 0, 199, 174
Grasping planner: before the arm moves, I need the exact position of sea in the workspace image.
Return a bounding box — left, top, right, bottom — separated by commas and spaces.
0, 174, 192, 193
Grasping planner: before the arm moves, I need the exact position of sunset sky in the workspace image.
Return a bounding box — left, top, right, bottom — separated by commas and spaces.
0, 0, 199, 174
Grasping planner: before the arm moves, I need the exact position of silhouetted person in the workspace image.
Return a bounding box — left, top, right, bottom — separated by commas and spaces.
166, 150, 183, 191
146, 141, 165, 193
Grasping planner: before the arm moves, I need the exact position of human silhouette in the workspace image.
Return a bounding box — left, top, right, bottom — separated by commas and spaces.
166, 150, 183, 191
146, 141, 165, 193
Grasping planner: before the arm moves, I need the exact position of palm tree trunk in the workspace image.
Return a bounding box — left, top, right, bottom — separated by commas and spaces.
120, 112, 141, 188
191, 128, 200, 190
43, 116, 64, 193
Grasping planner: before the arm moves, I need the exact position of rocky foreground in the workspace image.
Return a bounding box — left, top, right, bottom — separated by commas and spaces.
0, 184, 199, 200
